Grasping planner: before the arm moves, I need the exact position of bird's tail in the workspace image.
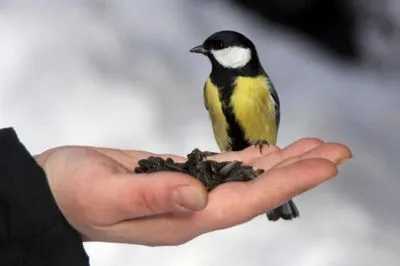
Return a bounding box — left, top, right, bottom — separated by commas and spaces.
266, 200, 299, 221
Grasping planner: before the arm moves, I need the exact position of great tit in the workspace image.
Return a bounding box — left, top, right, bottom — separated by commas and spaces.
190, 30, 299, 221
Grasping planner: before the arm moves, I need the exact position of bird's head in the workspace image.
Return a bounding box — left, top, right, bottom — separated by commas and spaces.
190, 30, 259, 70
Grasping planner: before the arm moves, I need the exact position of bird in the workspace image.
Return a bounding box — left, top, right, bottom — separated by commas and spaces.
190, 30, 299, 221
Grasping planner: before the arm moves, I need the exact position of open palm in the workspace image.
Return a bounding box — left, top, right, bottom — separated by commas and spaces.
35, 138, 351, 246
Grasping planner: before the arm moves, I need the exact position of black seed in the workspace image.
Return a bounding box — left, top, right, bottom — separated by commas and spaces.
134, 148, 263, 191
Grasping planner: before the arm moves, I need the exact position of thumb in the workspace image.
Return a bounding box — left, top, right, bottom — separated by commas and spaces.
106, 172, 208, 220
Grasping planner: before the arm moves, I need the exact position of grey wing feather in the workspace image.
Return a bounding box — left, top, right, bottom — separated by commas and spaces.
268, 79, 280, 128
203, 83, 209, 111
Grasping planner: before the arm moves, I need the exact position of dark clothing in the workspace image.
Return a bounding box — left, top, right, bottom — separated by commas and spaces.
0, 128, 89, 266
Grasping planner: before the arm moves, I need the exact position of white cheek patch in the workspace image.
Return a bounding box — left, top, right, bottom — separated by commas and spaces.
211, 46, 251, 69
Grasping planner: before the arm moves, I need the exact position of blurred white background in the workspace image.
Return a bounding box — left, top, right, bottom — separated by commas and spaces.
1, 1, 399, 265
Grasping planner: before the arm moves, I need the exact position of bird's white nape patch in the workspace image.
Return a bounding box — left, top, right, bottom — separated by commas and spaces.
211, 46, 251, 68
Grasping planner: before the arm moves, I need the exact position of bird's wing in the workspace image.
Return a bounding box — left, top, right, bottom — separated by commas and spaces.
203, 83, 209, 111
268, 80, 280, 128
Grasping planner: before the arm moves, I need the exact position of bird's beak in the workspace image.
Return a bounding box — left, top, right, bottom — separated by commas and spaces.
190, 44, 208, 54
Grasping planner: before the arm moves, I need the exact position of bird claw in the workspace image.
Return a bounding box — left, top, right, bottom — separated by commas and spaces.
254, 140, 269, 154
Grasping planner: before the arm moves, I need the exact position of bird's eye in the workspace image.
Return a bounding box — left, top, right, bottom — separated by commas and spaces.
216, 41, 224, 49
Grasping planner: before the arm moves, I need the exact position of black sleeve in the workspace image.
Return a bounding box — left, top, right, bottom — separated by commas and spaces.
0, 127, 89, 266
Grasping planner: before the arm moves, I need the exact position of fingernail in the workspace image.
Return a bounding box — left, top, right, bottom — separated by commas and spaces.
338, 156, 352, 165
173, 186, 206, 211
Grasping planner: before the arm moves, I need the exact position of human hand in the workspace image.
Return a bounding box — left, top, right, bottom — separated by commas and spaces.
34, 138, 351, 246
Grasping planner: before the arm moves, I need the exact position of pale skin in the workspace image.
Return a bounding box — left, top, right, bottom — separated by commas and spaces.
34, 138, 351, 246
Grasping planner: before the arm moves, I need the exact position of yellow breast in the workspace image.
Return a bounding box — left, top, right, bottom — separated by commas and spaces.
230, 75, 278, 145
203, 78, 231, 151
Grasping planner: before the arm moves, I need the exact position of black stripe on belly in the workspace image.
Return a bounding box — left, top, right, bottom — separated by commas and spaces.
223, 105, 249, 151
210, 70, 250, 152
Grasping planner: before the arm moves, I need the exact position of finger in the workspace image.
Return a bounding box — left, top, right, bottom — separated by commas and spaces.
251, 138, 324, 170
274, 142, 352, 168
97, 172, 208, 223
195, 158, 337, 232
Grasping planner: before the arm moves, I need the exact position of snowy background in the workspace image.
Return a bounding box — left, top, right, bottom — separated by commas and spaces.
1, 1, 399, 265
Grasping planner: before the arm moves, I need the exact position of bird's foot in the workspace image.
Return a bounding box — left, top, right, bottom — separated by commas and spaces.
254, 140, 269, 154
134, 148, 263, 191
